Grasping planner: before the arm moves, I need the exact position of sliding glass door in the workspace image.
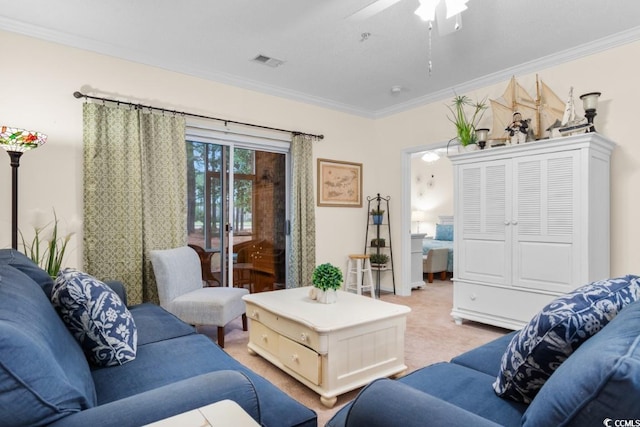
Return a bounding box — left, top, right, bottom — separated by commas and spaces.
186, 139, 287, 292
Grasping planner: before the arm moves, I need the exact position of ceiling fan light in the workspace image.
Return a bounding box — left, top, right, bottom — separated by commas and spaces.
421, 151, 440, 163
415, 0, 438, 21
445, 0, 468, 19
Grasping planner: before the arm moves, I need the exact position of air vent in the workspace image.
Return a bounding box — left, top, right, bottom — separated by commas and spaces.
251, 54, 284, 68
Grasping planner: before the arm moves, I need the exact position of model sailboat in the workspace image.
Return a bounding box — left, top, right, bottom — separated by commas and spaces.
489, 75, 565, 142
554, 87, 591, 137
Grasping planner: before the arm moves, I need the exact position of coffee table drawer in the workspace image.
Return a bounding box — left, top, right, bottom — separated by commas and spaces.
279, 335, 321, 385
249, 320, 279, 355
247, 303, 321, 351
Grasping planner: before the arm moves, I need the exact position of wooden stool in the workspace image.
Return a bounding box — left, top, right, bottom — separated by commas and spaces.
346, 254, 375, 298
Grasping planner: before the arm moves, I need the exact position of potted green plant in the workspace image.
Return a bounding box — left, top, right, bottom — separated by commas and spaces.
311, 263, 343, 304
370, 209, 385, 225
371, 238, 386, 248
369, 253, 389, 268
447, 94, 488, 149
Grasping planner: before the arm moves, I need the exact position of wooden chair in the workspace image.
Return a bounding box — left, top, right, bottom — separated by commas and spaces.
188, 244, 221, 287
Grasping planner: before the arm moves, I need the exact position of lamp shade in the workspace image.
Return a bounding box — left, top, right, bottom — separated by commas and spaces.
411, 210, 427, 222
475, 128, 489, 142
579, 92, 601, 111
0, 126, 47, 153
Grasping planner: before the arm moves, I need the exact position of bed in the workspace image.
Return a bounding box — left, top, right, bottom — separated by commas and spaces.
422, 215, 454, 273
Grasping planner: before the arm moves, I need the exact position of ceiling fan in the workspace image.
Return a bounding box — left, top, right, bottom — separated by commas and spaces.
346, 0, 470, 36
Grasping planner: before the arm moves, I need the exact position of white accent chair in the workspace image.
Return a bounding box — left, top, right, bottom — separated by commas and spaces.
150, 246, 248, 348
422, 247, 449, 283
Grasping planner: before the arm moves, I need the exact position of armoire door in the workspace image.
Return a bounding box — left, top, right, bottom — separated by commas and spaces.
455, 159, 511, 284
511, 151, 580, 293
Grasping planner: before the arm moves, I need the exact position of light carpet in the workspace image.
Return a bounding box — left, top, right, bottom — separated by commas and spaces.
199, 281, 509, 426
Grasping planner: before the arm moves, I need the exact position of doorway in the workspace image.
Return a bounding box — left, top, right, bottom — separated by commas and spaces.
400, 141, 452, 296
186, 140, 288, 292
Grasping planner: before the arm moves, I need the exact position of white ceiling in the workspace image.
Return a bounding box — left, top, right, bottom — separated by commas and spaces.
2, 0, 640, 117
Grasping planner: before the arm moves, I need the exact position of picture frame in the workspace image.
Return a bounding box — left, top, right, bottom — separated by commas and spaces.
317, 158, 363, 207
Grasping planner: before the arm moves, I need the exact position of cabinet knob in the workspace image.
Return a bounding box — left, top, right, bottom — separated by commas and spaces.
470, 293, 477, 301
300, 333, 308, 342
504, 221, 510, 225
261, 334, 268, 342
291, 354, 299, 363
512, 220, 518, 225
252, 310, 259, 319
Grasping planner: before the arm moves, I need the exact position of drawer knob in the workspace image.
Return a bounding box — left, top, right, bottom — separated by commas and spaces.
291, 354, 299, 363
252, 310, 259, 319
300, 333, 308, 342
261, 334, 268, 342
470, 293, 477, 301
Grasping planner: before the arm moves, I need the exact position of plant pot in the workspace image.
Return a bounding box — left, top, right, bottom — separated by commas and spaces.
317, 289, 337, 304
463, 144, 479, 152
372, 215, 383, 225
371, 263, 387, 269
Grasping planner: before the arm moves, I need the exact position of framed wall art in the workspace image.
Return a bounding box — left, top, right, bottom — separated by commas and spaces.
317, 158, 363, 207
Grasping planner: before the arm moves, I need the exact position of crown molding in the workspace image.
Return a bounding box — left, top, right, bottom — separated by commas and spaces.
2, 17, 639, 120
373, 26, 640, 118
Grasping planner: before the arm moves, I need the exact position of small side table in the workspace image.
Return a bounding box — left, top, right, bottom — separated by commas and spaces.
144, 399, 260, 427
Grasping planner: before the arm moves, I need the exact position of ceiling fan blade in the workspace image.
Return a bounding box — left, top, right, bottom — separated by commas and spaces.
345, 0, 403, 21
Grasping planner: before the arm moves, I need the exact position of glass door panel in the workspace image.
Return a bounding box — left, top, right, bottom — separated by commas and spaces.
187, 140, 287, 291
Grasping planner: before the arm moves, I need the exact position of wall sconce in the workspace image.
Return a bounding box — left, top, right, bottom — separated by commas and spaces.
475, 128, 489, 149
0, 126, 47, 249
579, 92, 601, 132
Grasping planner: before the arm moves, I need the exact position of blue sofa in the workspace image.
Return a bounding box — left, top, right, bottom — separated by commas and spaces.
328, 280, 640, 427
0, 249, 317, 427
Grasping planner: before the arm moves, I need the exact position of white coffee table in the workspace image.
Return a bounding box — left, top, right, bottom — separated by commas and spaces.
243, 287, 410, 408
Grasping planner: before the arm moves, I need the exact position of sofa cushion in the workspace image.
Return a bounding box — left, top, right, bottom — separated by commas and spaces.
52, 268, 138, 367
0, 248, 55, 297
128, 303, 196, 346
0, 265, 96, 426
396, 362, 527, 426
451, 332, 517, 376
522, 299, 640, 426
91, 333, 316, 427
494, 275, 640, 403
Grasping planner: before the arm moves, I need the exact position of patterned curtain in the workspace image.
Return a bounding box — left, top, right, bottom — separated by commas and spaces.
83, 103, 186, 304
287, 134, 316, 288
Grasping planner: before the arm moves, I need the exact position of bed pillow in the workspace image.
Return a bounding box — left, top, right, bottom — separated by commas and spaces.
434, 224, 453, 241
51, 268, 137, 367
493, 275, 640, 403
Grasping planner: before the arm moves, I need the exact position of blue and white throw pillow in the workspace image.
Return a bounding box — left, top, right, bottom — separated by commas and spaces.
51, 268, 137, 367
435, 224, 453, 241
494, 275, 640, 403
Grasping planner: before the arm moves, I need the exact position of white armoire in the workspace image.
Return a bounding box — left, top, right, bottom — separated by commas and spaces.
449, 133, 615, 330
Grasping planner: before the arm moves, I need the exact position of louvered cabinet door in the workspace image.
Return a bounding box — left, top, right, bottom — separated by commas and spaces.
455, 160, 511, 284
512, 152, 580, 293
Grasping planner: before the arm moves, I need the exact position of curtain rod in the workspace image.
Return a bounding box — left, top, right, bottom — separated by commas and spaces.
72, 91, 324, 140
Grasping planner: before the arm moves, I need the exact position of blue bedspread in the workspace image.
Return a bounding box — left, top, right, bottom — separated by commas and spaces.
422, 239, 454, 272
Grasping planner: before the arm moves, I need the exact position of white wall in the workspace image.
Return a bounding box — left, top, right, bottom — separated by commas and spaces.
2, 30, 639, 296
0, 30, 376, 277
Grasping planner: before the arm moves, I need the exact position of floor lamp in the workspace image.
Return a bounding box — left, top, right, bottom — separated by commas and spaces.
1, 127, 47, 249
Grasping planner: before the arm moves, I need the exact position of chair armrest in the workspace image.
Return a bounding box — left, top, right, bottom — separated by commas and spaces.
104, 280, 128, 306
48, 370, 260, 427
339, 378, 501, 427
